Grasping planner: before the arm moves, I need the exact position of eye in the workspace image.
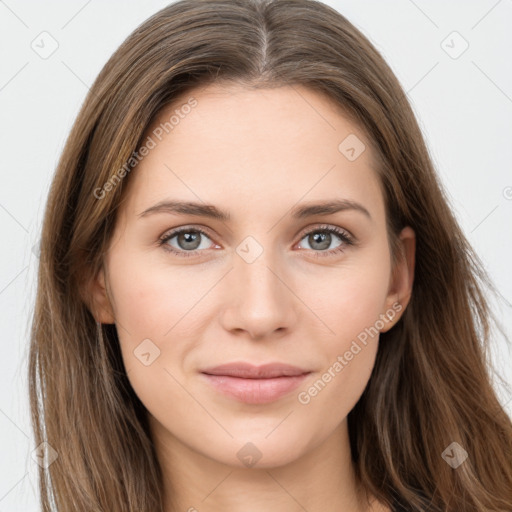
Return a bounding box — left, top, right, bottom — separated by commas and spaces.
296, 225, 354, 257
159, 227, 217, 258
159, 224, 355, 259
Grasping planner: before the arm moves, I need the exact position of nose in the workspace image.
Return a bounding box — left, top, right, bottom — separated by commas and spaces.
219, 244, 300, 340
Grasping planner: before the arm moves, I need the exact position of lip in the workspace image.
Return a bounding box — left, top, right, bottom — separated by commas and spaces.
201, 362, 309, 378
200, 362, 311, 404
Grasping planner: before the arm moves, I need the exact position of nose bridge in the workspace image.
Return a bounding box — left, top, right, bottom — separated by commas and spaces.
222, 233, 297, 337
235, 234, 285, 304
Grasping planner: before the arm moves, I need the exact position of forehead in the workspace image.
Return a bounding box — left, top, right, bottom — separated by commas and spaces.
121, 83, 385, 224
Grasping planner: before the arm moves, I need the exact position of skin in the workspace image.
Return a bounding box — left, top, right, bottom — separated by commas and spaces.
90, 83, 415, 512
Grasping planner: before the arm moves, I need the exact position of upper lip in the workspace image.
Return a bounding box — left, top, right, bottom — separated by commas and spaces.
201, 362, 310, 379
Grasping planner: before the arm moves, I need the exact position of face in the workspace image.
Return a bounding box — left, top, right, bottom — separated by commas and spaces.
92, 83, 414, 469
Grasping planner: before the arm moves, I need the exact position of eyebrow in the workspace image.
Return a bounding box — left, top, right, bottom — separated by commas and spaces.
138, 198, 372, 221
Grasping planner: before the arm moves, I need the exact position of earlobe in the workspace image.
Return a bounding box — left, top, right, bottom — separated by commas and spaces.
87, 267, 116, 324
381, 226, 416, 332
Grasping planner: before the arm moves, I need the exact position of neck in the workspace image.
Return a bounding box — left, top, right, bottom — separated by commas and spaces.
149, 416, 386, 512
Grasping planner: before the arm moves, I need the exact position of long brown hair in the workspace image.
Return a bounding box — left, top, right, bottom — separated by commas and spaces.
29, 0, 512, 510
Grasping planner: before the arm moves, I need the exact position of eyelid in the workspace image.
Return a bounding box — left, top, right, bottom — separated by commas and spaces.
158, 225, 218, 253
295, 223, 354, 242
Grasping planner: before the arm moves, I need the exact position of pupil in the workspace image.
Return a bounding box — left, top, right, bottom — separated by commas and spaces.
179, 231, 200, 250
310, 232, 330, 250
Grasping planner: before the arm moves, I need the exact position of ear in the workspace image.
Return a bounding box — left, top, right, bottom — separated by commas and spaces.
380, 226, 415, 333
87, 266, 116, 324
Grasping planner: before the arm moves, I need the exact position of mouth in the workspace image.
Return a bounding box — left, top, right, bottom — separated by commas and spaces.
200, 362, 311, 404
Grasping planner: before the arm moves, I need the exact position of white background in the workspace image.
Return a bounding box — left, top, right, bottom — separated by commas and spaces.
1, 1, 511, 510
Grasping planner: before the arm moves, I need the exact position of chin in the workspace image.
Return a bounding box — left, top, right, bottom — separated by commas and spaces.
203, 431, 311, 470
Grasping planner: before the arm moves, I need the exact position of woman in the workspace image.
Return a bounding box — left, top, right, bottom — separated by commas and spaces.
29, 0, 512, 510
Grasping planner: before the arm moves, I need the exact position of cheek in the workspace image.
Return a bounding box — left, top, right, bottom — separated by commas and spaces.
294, 253, 391, 405
106, 254, 201, 421
105, 250, 208, 392
107, 251, 206, 340
294, 273, 387, 431
304, 257, 391, 346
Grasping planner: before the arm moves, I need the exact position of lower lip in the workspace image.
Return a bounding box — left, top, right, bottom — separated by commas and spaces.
201, 373, 310, 404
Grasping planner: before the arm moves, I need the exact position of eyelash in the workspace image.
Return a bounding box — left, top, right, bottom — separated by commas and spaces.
158, 224, 355, 259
